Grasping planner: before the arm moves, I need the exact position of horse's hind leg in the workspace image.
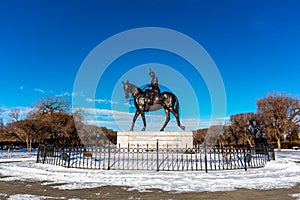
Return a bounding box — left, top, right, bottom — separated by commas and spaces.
130, 110, 140, 131
169, 107, 185, 130
140, 111, 146, 131
160, 109, 170, 131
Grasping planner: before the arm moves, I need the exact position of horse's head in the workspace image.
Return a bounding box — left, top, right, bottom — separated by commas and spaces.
122, 80, 130, 99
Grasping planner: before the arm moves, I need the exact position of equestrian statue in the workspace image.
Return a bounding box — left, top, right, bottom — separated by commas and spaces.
122, 69, 185, 131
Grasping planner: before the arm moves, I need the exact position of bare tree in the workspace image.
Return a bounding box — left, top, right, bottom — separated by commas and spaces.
205, 125, 224, 147
286, 124, 300, 142
5, 96, 79, 150
223, 123, 241, 147
34, 96, 70, 116
193, 128, 207, 146
0, 118, 3, 131
218, 123, 235, 147
257, 93, 300, 151
248, 113, 264, 137
229, 112, 263, 147
0, 107, 4, 130
6, 109, 82, 150
6, 119, 36, 151
8, 109, 21, 122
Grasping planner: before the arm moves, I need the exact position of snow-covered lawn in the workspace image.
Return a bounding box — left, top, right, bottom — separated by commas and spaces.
0, 149, 299, 193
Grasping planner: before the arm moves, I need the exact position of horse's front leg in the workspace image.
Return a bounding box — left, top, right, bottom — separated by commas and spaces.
160, 109, 170, 131
130, 110, 140, 131
140, 111, 146, 131
169, 107, 185, 131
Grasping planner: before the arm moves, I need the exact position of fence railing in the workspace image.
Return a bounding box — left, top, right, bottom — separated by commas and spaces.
37, 143, 274, 172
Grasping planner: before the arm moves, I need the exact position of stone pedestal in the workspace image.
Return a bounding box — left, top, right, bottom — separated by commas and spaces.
117, 131, 193, 149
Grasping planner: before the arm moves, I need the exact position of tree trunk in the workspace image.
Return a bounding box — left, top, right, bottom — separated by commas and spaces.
28, 139, 32, 152
26, 137, 29, 151
276, 133, 281, 151
246, 137, 253, 148
26, 136, 32, 152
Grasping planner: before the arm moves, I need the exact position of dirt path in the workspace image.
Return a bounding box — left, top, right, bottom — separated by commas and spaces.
0, 179, 299, 200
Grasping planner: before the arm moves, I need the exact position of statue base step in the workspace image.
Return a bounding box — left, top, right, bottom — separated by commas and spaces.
117, 131, 193, 149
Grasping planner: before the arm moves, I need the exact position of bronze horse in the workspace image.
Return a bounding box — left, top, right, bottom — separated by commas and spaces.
122, 81, 185, 131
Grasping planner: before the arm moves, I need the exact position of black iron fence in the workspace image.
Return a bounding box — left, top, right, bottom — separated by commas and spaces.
37, 142, 274, 172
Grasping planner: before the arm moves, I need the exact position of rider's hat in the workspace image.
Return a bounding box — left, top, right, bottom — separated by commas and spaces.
149, 68, 155, 76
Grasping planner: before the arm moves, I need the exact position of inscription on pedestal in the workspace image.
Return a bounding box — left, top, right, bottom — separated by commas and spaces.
117, 131, 193, 149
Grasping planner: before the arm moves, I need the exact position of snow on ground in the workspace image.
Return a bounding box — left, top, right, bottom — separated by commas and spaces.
289, 193, 300, 200
0, 149, 299, 193
0, 149, 37, 163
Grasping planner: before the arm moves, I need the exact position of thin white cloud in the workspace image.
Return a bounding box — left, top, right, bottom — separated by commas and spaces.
85, 98, 118, 105
55, 92, 71, 97
34, 88, 45, 94
81, 108, 130, 119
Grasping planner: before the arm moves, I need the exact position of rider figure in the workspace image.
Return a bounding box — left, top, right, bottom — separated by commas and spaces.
146, 69, 160, 105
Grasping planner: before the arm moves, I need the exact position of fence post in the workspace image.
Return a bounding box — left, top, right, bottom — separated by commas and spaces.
137, 144, 139, 170
156, 139, 159, 172
36, 145, 40, 163
146, 144, 149, 170
108, 142, 111, 170
127, 143, 129, 170
204, 142, 208, 173
42, 145, 47, 164
186, 144, 188, 170
118, 143, 121, 170
270, 146, 275, 160
66, 147, 71, 168
243, 148, 247, 171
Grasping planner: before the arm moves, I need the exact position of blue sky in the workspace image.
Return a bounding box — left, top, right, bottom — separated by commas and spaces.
1, 0, 300, 130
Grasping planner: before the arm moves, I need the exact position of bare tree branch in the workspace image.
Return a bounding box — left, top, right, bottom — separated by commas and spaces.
8, 109, 21, 121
